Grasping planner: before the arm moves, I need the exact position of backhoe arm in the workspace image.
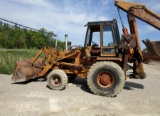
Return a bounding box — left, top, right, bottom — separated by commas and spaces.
115, 0, 160, 30
114, 0, 155, 79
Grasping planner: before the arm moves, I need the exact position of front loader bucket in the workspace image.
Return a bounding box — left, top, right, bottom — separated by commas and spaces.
11, 60, 42, 83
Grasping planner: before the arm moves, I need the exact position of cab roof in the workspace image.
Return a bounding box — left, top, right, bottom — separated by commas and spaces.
84, 19, 117, 27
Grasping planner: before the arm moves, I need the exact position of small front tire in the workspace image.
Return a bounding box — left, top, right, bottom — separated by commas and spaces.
47, 70, 68, 90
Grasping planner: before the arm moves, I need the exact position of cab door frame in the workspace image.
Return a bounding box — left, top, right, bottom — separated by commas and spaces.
100, 24, 118, 57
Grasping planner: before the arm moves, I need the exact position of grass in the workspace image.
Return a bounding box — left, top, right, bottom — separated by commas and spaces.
0, 49, 38, 74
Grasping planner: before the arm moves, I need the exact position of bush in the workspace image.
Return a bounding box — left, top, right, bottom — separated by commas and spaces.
0, 49, 38, 74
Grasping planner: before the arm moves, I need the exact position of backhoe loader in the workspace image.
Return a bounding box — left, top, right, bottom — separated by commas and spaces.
12, 0, 160, 97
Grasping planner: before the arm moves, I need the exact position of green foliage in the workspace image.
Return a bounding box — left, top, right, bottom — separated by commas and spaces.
0, 22, 69, 74
0, 49, 38, 74
0, 22, 65, 49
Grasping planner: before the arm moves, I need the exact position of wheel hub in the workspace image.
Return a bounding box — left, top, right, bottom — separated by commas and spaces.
100, 74, 110, 86
97, 71, 114, 88
51, 76, 61, 86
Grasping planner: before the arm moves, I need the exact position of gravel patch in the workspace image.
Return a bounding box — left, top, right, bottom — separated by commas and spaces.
0, 63, 160, 116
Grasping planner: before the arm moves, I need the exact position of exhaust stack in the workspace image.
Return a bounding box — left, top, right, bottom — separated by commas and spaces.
65, 34, 68, 51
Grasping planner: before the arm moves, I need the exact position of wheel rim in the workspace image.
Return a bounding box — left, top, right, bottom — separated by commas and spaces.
97, 71, 114, 88
50, 75, 61, 87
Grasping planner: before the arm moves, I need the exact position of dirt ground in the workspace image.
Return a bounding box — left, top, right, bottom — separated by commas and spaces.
0, 62, 160, 116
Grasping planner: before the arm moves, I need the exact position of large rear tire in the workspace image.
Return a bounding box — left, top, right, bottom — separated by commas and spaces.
47, 70, 68, 90
87, 61, 125, 97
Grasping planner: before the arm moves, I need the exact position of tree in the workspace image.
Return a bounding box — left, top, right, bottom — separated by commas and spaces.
0, 23, 65, 50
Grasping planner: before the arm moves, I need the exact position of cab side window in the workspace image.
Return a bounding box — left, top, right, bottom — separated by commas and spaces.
102, 26, 114, 47
102, 26, 115, 54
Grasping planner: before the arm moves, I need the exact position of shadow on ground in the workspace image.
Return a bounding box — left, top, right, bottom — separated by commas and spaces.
71, 77, 92, 94
12, 77, 47, 85
72, 78, 144, 93
123, 81, 144, 90
13, 76, 144, 95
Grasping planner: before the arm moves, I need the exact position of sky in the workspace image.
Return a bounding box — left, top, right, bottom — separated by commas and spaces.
0, 0, 160, 49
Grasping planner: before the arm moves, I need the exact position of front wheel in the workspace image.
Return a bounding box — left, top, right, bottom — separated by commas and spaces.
47, 70, 68, 90
87, 61, 125, 97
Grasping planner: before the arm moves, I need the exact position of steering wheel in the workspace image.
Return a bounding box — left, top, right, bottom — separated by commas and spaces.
91, 41, 99, 47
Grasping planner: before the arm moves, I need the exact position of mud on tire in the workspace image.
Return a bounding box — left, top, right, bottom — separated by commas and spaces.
47, 69, 68, 90
87, 61, 125, 97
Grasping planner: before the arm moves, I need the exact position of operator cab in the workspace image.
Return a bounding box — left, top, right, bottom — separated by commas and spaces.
84, 19, 121, 57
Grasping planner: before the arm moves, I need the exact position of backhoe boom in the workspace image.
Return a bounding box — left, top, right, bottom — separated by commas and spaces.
115, 0, 160, 30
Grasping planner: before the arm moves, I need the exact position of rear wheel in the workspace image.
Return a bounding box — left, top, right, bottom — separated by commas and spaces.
47, 70, 68, 90
87, 61, 125, 97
